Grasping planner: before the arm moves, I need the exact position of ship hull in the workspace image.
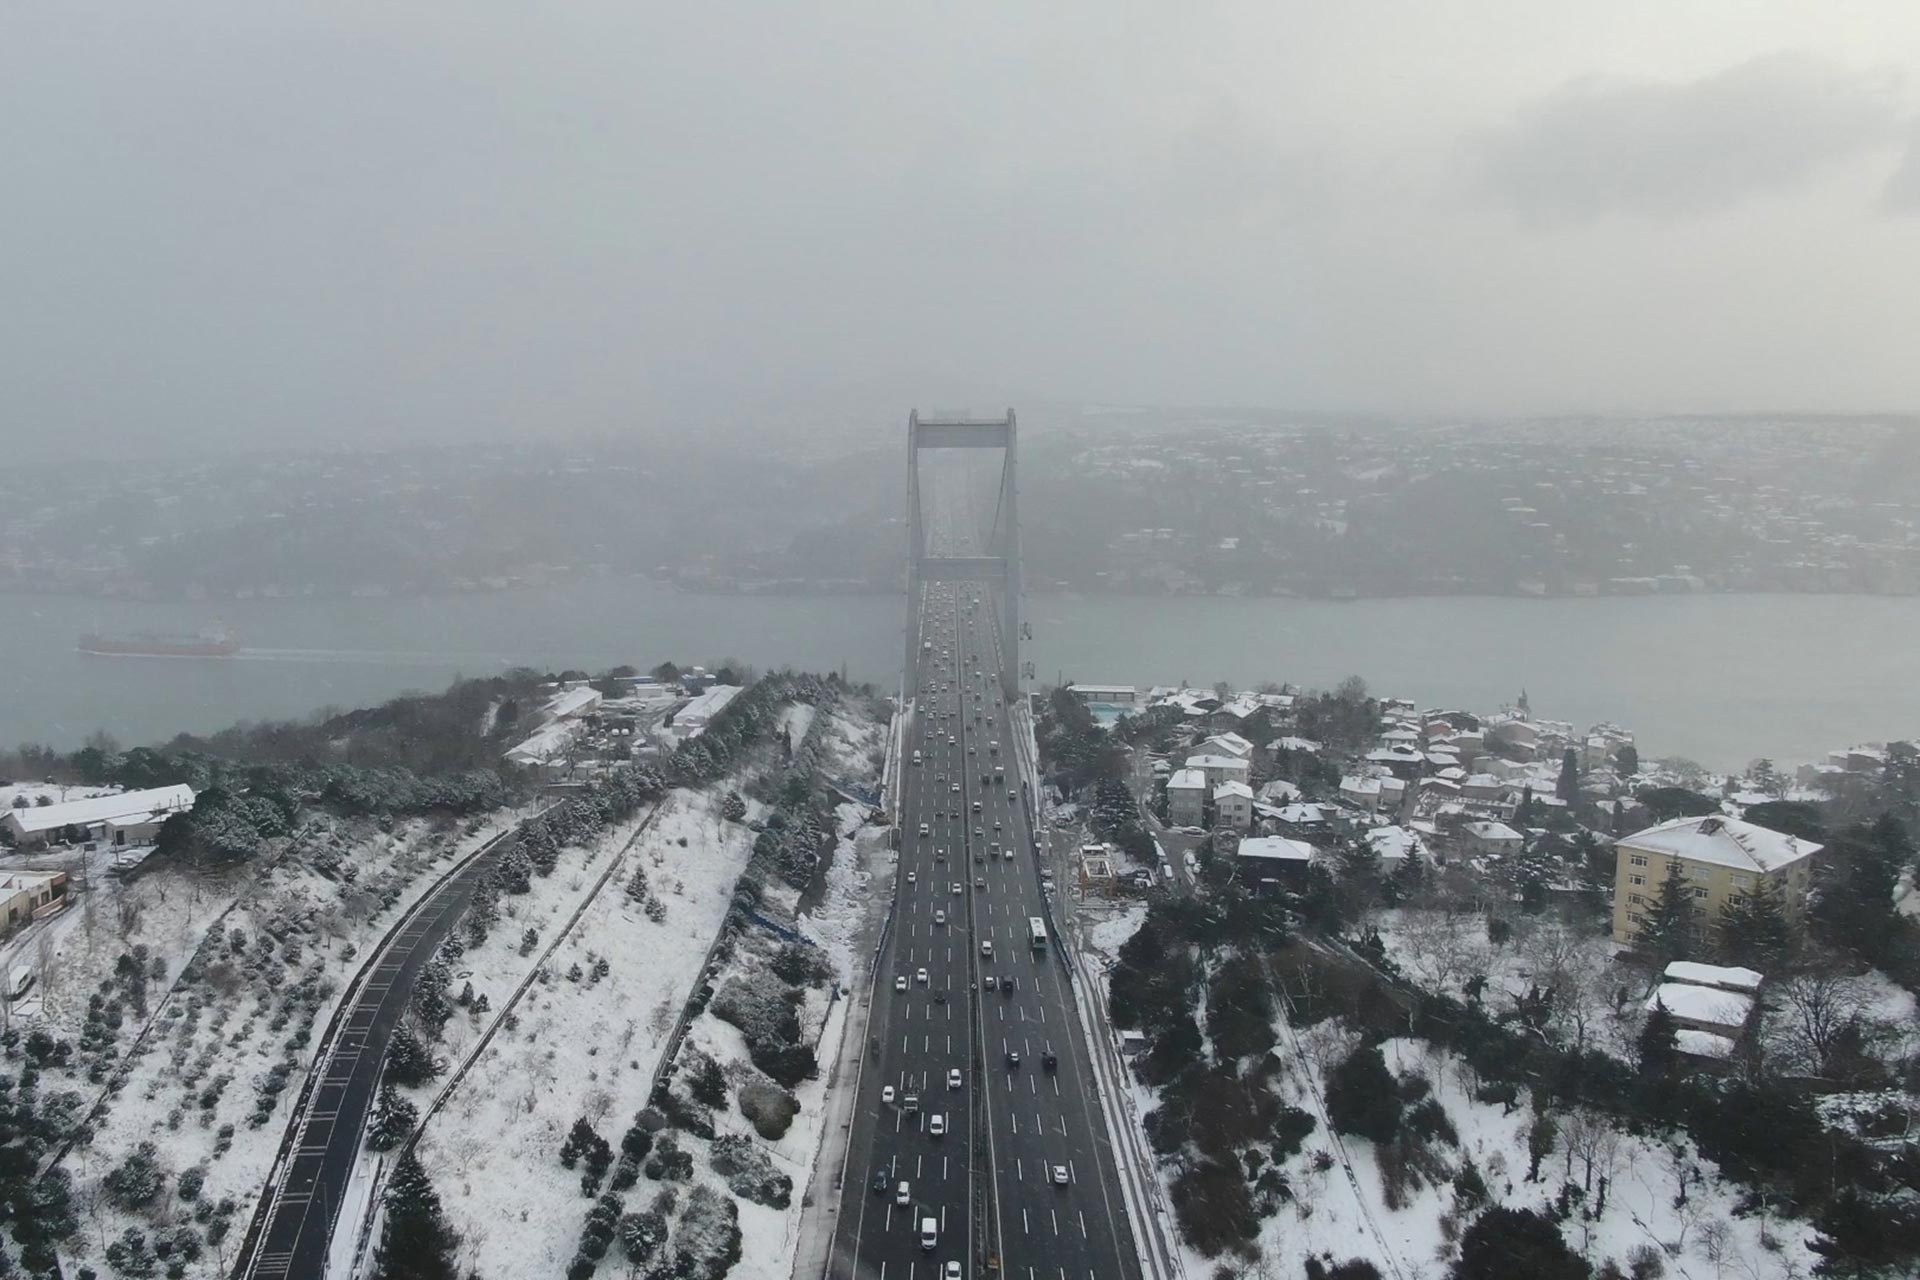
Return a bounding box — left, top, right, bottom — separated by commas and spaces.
77, 635, 240, 658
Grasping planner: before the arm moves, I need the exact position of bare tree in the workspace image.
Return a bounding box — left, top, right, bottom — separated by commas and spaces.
1775, 964, 1882, 1076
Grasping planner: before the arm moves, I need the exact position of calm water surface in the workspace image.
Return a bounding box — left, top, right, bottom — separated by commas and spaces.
4, 582, 1917, 770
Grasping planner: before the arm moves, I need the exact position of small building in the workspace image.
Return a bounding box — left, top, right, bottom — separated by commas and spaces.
1197, 732, 1254, 760
1271, 803, 1336, 840
1339, 775, 1383, 813
0, 870, 69, 935
1366, 824, 1427, 869
1462, 820, 1523, 857
674, 684, 744, 736
1167, 769, 1208, 828
1663, 961, 1764, 996
1645, 982, 1754, 1039
4, 785, 196, 849
1236, 836, 1318, 891
1068, 684, 1138, 708
1213, 781, 1253, 831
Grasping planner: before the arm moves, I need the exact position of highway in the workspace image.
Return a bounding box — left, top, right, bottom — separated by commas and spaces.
830, 486, 1140, 1280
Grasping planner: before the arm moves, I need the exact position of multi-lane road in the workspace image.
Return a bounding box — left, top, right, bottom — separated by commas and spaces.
830, 514, 1140, 1280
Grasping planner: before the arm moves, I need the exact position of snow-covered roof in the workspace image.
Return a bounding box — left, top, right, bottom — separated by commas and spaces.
1273, 803, 1333, 824
543, 685, 602, 720
1068, 684, 1136, 698
1646, 983, 1754, 1029
1184, 754, 1250, 775
1675, 1030, 1737, 1059
5, 785, 195, 835
1237, 836, 1317, 863
677, 684, 744, 727
1167, 768, 1208, 791
1365, 747, 1423, 765
1339, 775, 1382, 798
1618, 814, 1820, 874
1258, 779, 1302, 803
1200, 732, 1254, 758
1663, 961, 1764, 993
1366, 825, 1423, 862
1269, 736, 1321, 754
1214, 781, 1253, 801
505, 721, 581, 766
1465, 820, 1521, 841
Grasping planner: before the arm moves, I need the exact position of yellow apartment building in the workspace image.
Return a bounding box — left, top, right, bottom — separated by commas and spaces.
1611, 814, 1820, 946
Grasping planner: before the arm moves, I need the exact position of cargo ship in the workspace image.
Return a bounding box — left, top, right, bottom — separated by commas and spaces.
77, 629, 240, 659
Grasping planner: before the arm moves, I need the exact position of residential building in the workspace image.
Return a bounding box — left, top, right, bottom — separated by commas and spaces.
1462, 820, 1523, 857
1610, 814, 1820, 947
1213, 781, 1253, 831
4, 785, 196, 849
1184, 753, 1251, 789
1338, 775, 1382, 813
1167, 769, 1208, 827
1235, 836, 1317, 891
1197, 732, 1254, 760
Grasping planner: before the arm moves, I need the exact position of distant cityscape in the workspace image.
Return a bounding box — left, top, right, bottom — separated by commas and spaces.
6, 411, 1919, 602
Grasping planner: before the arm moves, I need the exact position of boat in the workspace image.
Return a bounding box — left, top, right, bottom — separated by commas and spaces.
77, 630, 240, 659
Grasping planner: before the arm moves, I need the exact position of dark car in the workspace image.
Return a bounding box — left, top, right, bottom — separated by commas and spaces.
872, 1170, 890, 1194
1043, 1052, 1058, 1072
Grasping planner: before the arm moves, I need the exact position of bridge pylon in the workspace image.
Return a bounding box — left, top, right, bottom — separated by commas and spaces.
905, 409, 1022, 702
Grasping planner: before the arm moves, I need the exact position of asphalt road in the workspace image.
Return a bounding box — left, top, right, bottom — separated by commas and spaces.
235, 825, 517, 1280
830, 506, 1140, 1280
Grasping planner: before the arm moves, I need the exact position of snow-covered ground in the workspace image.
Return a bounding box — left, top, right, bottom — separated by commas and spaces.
1368, 908, 1641, 1061
55, 809, 523, 1278
413, 788, 760, 1278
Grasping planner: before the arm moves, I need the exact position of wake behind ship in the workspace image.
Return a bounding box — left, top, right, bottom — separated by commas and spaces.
77, 630, 240, 658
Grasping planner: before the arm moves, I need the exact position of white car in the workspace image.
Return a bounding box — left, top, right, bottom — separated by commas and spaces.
934, 909, 947, 925
945, 1263, 962, 1280
929, 1113, 946, 1137
947, 1067, 962, 1089
895, 976, 907, 991
916, 968, 929, 985
882, 1085, 895, 1104
1003, 849, 1013, 861
1052, 1165, 1070, 1186
906, 871, 917, 885
950, 784, 959, 794
980, 940, 993, 958
951, 882, 961, 896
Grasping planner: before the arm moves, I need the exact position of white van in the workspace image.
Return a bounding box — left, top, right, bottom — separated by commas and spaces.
920, 1217, 938, 1250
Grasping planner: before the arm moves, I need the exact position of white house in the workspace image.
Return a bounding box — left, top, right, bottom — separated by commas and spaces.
1213, 781, 1253, 831
1167, 769, 1208, 827
1184, 753, 1251, 789
1197, 732, 1254, 760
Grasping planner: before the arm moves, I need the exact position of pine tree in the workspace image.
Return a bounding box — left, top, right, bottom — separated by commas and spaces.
385, 1027, 443, 1088
373, 1152, 459, 1280
366, 1084, 419, 1153
1637, 858, 1697, 967
1638, 997, 1678, 1078
1717, 874, 1794, 969
1556, 749, 1579, 803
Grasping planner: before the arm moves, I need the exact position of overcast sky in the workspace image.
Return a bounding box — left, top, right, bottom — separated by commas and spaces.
6, 2, 1920, 460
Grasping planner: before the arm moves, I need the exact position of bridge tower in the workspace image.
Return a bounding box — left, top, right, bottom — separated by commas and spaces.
905, 409, 1022, 702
